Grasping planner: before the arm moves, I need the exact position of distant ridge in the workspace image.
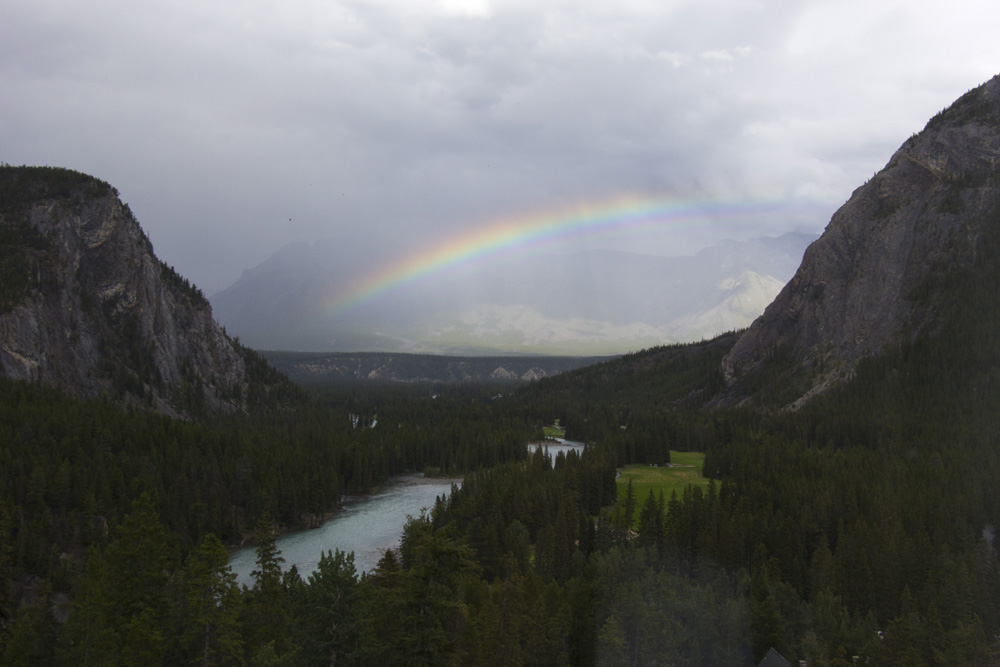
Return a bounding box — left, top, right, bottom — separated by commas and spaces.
211, 231, 815, 355
261, 350, 617, 385
0, 166, 299, 417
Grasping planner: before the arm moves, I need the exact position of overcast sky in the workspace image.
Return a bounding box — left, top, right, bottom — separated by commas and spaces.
3, 0, 998, 293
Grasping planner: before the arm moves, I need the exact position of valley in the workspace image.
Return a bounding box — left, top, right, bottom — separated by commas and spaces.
3, 75, 1000, 665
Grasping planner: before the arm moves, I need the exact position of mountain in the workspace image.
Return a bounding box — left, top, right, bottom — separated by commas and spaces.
518, 75, 1000, 414
211, 231, 815, 355
0, 166, 298, 417
719, 74, 1000, 408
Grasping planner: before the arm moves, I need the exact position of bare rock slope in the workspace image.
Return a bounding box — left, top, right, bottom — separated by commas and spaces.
0, 167, 294, 417
721, 75, 1000, 407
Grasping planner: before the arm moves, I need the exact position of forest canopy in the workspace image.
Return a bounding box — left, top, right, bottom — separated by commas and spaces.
2, 179, 1000, 665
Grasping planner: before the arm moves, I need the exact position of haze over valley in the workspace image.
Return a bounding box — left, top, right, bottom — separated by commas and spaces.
211, 231, 815, 355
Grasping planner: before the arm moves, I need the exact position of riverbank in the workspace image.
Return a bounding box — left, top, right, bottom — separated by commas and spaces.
230, 472, 464, 550
228, 473, 463, 584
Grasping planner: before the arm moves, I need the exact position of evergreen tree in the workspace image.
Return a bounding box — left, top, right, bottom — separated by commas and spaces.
619, 478, 636, 543
179, 533, 243, 667
749, 571, 786, 663
293, 549, 360, 666
243, 514, 292, 661
103, 493, 175, 666
0, 500, 11, 628
0, 596, 55, 667
364, 517, 479, 666
55, 546, 119, 666
636, 491, 660, 552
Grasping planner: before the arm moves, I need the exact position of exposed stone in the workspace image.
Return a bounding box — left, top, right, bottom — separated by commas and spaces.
0, 167, 288, 417
488, 366, 520, 381
719, 75, 1000, 408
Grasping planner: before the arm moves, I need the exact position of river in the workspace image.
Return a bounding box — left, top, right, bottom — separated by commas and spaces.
230, 440, 584, 586
529, 438, 586, 464
229, 474, 460, 586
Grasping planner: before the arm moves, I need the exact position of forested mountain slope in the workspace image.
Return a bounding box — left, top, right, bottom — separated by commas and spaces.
0, 167, 300, 417
719, 74, 1000, 408
5, 76, 1000, 665
481, 78, 1000, 664
514, 332, 737, 415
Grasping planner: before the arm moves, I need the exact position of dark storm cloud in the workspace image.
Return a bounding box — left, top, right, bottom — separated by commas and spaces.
2, 0, 997, 291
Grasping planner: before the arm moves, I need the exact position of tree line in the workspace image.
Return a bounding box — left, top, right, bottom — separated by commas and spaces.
3, 184, 1000, 664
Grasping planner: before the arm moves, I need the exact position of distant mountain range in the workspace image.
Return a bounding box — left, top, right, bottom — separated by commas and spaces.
211, 231, 817, 355
260, 350, 617, 385
3, 74, 1000, 410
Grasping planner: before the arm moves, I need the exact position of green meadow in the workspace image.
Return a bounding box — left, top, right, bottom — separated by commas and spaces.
616, 451, 710, 526
542, 420, 566, 438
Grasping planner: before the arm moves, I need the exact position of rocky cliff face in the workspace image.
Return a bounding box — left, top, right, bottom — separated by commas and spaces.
0, 167, 293, 417
720, 75, 1000, 408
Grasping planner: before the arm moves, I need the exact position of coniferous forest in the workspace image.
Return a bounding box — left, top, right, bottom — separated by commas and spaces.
2, 214, 1000, 666
3, 169, 1000, 664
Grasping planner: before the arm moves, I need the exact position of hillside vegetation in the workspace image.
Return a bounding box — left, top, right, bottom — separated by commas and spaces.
3, 78, 1000, 665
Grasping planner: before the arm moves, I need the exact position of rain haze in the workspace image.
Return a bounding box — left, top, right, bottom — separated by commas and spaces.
3, 0, 998, 296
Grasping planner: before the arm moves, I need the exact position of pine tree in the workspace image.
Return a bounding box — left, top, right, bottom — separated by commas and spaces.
636, 492, 660, 552
0, 499, 12, 638
55, 546, 119, 666
180, 533, 243, 667
103, 493, 175, 666
619, 478, 636, 544
0, 595, 56, 667
377, 522, 478, 666
294, 549, 360, 666
749, 571, 786, 663
244, 515, 291, 661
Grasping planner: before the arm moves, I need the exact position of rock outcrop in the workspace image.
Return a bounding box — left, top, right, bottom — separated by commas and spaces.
0, 166, 294, 417
720, 75, 1000, 408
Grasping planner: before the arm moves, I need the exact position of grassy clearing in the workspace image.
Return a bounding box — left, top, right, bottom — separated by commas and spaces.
616, 451, 710, 526
542, 420, 565, 438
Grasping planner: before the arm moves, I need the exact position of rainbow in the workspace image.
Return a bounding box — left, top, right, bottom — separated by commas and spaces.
322, 194, 802, 317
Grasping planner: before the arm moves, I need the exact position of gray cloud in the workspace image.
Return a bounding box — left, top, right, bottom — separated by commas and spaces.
3, 0, 998, 292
